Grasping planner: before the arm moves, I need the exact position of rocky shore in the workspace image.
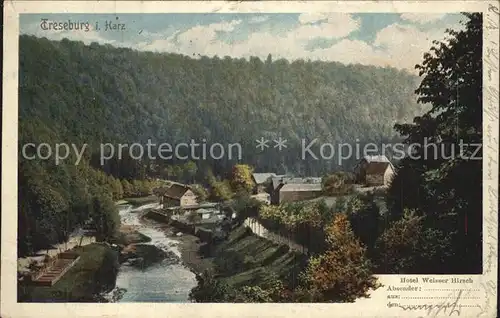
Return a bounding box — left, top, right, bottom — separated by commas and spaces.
114, 223, 179, 269
139, 214, 215, 275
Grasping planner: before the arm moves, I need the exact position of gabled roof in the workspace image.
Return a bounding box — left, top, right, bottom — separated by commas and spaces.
280, 183, 323, 192
252, 173, 277, 185
156, 183, 191, 200
357, 155, 395, 174
272, 176, 322, 190
363, 155, 390, 163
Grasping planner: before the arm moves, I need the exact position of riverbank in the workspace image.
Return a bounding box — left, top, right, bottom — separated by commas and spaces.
141, 210, 306, 291
118, 195, 159, 207
110, 203, 197, 302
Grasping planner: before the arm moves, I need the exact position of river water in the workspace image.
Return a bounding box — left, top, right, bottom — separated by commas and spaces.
108, 203, 197, 302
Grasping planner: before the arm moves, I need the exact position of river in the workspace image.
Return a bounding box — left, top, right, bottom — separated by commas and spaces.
107, 203, 197, 302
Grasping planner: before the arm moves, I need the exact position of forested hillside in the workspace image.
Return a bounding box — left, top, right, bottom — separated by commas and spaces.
19, 35, 424, 176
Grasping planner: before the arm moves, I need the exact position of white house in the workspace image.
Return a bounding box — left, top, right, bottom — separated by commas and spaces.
354, 155, 395, 186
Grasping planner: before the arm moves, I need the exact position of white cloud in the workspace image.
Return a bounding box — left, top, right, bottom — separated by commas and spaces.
294, 13, 360, 39
372, 23, 452, 70
139, 20, 242, 55
139, 14, 442, 72
400, 13, 447, 24
248, 16, 269, 24
307, 39, 385, 65
298, 12, 356, 25
294, 14, 361, 40
140, 14, 361, 62
298, 12, 331, 24
176, 20, 241, 50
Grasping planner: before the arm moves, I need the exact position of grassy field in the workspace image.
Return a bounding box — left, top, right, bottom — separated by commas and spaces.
213, 226, 307, 289
18, 243, 119, 302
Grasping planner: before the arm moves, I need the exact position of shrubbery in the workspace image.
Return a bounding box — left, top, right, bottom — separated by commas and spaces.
373, 210, 454, 274
299, 213, 378, 302
189, 270, 233, 302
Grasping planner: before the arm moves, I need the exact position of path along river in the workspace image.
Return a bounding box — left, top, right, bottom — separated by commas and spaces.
107, 203, 197, 302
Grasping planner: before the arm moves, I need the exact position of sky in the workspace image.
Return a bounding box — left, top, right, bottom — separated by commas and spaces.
20, 13, 466, 72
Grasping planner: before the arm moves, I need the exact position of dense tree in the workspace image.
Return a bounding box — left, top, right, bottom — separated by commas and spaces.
183, 161, 198, 183
121, 179, 134, 197
230, 164, 254, 193
230, 192, 262, 224
208, 179, 233, 202
91, 194, 120, 242
233, 272, 288, 302
343, 193, 381, 252
17, 157, 121, 255
373, 209, 453, 273
300, 213, 377, 302
190, 184, 209, 203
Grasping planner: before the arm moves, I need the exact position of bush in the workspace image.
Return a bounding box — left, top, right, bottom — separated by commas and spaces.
300, 213, 378, 302
321, 172, 355, 196
345, 193, 380, 252
189, 270, 233, 302
233, 272, 288, 302
373, 210, 454, 274
216, 248, 245, 275
191, 184, 208, 203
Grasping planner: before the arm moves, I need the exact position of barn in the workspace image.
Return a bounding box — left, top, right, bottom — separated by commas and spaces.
278, 183, 323, 203
270, 177, 323, 204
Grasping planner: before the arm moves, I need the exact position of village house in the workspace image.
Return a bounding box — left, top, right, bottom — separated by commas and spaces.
354, 155, 395, 187
251, 173, 280, 194
278, 183, 323, 204
270, 177, 323, 204
156, 182, 198, 208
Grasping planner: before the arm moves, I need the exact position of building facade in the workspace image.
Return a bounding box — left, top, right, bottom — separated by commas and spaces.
157, 183, 198, 208
268, 177, 323, 204
354, 155, 395, 187
278, 183, 323, 203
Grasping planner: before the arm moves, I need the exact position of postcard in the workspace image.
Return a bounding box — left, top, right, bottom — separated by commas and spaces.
1, 1, 498, 317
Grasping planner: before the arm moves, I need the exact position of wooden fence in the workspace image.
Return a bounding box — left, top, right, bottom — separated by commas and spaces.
244, 217, 309, 254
